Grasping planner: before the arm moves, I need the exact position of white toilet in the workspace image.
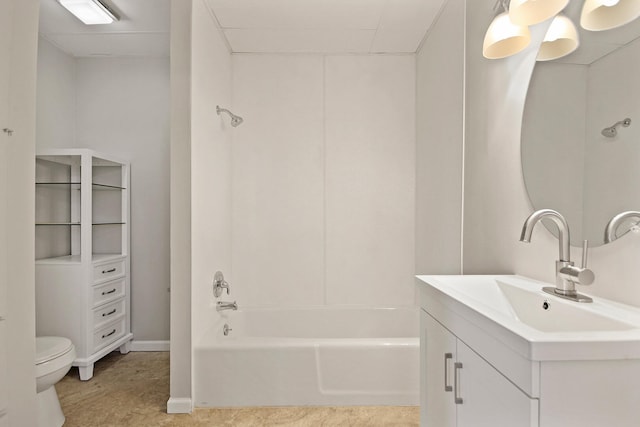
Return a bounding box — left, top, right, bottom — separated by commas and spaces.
36, 336, 76, 427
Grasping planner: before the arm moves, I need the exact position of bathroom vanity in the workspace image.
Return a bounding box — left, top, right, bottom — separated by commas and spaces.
35, 149, 132, 380
418, 275, 640, 427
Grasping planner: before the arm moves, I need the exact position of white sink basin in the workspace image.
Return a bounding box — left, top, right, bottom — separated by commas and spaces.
496, 280, 634, 332
417, 275, 640, 360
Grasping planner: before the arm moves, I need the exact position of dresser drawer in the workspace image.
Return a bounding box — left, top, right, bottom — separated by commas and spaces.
93, 317, 125, 353
92, 278, 125, 308
93, 259, 125, 284
93, 298, 125, 331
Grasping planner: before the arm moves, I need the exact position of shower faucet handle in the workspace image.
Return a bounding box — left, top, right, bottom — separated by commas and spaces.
213, 271, 230, 297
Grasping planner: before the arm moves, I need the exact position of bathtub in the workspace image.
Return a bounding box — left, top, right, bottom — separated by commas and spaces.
193, 307, 419, 407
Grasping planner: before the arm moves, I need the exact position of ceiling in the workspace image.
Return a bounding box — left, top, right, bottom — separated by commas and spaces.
38, 0, 640, 60
205, 0, 446, 54
38, 0, 446, 57
38, 0, 170, 57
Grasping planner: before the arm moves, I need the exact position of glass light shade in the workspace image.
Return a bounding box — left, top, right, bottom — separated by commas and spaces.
483, 12, 532, 59
581, 0, 640, 30
537, 15, 579, 61
509, 0, 570, 26
57, 0, 118, 25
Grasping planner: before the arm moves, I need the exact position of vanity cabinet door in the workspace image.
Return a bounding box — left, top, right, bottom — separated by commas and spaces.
421, 310, 456, 427
456, 341, 538, 427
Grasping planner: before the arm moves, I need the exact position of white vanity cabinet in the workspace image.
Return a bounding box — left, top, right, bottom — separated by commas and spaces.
35, 149, 132, 380
418, 275, 640, 427
421, 310, 538, 427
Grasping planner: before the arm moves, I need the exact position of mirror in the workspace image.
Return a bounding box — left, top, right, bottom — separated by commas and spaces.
522, 1, 640, 247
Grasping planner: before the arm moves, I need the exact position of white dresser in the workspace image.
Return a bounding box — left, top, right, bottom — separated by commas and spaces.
35, 149, 132, 380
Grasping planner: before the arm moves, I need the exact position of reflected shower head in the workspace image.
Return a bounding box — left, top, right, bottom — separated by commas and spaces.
602, 118, 631, 138
216, 105, 244, 127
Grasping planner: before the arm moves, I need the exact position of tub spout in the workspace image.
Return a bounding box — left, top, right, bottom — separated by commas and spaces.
217, 301, 238, 312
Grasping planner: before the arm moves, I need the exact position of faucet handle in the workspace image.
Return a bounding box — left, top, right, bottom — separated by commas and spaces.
581, 240, 589, 269
213, 271, 230, 297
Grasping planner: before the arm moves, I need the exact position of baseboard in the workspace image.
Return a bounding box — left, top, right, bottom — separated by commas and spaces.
130, 340, 170, 352
167, 397, 192, 414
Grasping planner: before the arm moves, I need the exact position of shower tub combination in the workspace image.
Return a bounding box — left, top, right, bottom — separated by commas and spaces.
194, 307, 419, 407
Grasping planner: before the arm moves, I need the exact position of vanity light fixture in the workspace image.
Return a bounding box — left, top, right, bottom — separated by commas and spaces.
57, 0, 119, 25
509, 0, 570, 26
483, 1, 532, 59
537, 14, 579, 61
581, 0, 640, 31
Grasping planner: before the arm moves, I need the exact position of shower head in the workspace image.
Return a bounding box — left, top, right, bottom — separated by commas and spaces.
602, 118, 631, 138
216, 105, 244, 127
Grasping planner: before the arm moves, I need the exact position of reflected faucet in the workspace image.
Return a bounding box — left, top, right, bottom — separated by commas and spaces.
520, 209, 594, 303
604, 211, 640, 243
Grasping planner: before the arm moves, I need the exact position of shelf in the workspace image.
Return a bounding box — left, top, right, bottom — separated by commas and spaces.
93, 183, 126, 190
35, 222, 81, 226
36, 182, 81, 185
35, 182, 125, 190
35, 253, 125, 265
93, 222, 126, 225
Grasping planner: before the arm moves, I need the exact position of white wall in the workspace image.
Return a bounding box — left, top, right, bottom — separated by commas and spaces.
3, 0, 39, 425
190, 0, 232, 344
74, 57, 170, 341
462, 0, 550, 278
36, 41, 171, 342
415, 0, 464, 276
231, 54, 416, 308
169, 0, 192, 412
170, 0, 233, 411
36, 38, 75, 149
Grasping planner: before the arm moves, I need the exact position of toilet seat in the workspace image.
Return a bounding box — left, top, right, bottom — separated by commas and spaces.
35, 337, 75, 380
36, 337, 74, 365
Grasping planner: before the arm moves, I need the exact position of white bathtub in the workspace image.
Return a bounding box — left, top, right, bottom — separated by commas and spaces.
193, 307, 419, 407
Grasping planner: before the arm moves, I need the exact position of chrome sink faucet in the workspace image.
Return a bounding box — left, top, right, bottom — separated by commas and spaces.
604, 211, 640, 243
520, 209, 594, 303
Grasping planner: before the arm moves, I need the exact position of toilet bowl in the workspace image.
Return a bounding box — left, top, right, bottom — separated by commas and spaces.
36, 336, 76, 427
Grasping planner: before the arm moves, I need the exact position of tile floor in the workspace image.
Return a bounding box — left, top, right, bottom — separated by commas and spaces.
56, 351, 419, 426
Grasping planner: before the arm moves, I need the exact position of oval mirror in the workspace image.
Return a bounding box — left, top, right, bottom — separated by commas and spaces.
522, 1, 640, 247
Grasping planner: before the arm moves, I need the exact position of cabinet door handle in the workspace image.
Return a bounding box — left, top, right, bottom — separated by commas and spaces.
454, 362, 463, 404
102, 309, 117, 317
102, 268, 116, 274
102, 288, 117, 296
444, 353, 453, 392
102, 329, 116, 339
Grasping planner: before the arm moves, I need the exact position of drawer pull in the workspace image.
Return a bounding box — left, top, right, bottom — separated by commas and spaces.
454, 362, 463, 404
444, 353, 453, 392
102, 309, 117, 317
102, 288, 117, 296
102, 329, 116, 339
102, 268, 117, 274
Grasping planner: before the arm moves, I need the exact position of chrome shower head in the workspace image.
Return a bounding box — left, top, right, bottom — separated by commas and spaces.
230, 115, 243, 127
602, 118, 631, 138
601, 126, 617, 137
216, 105, 244, 127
